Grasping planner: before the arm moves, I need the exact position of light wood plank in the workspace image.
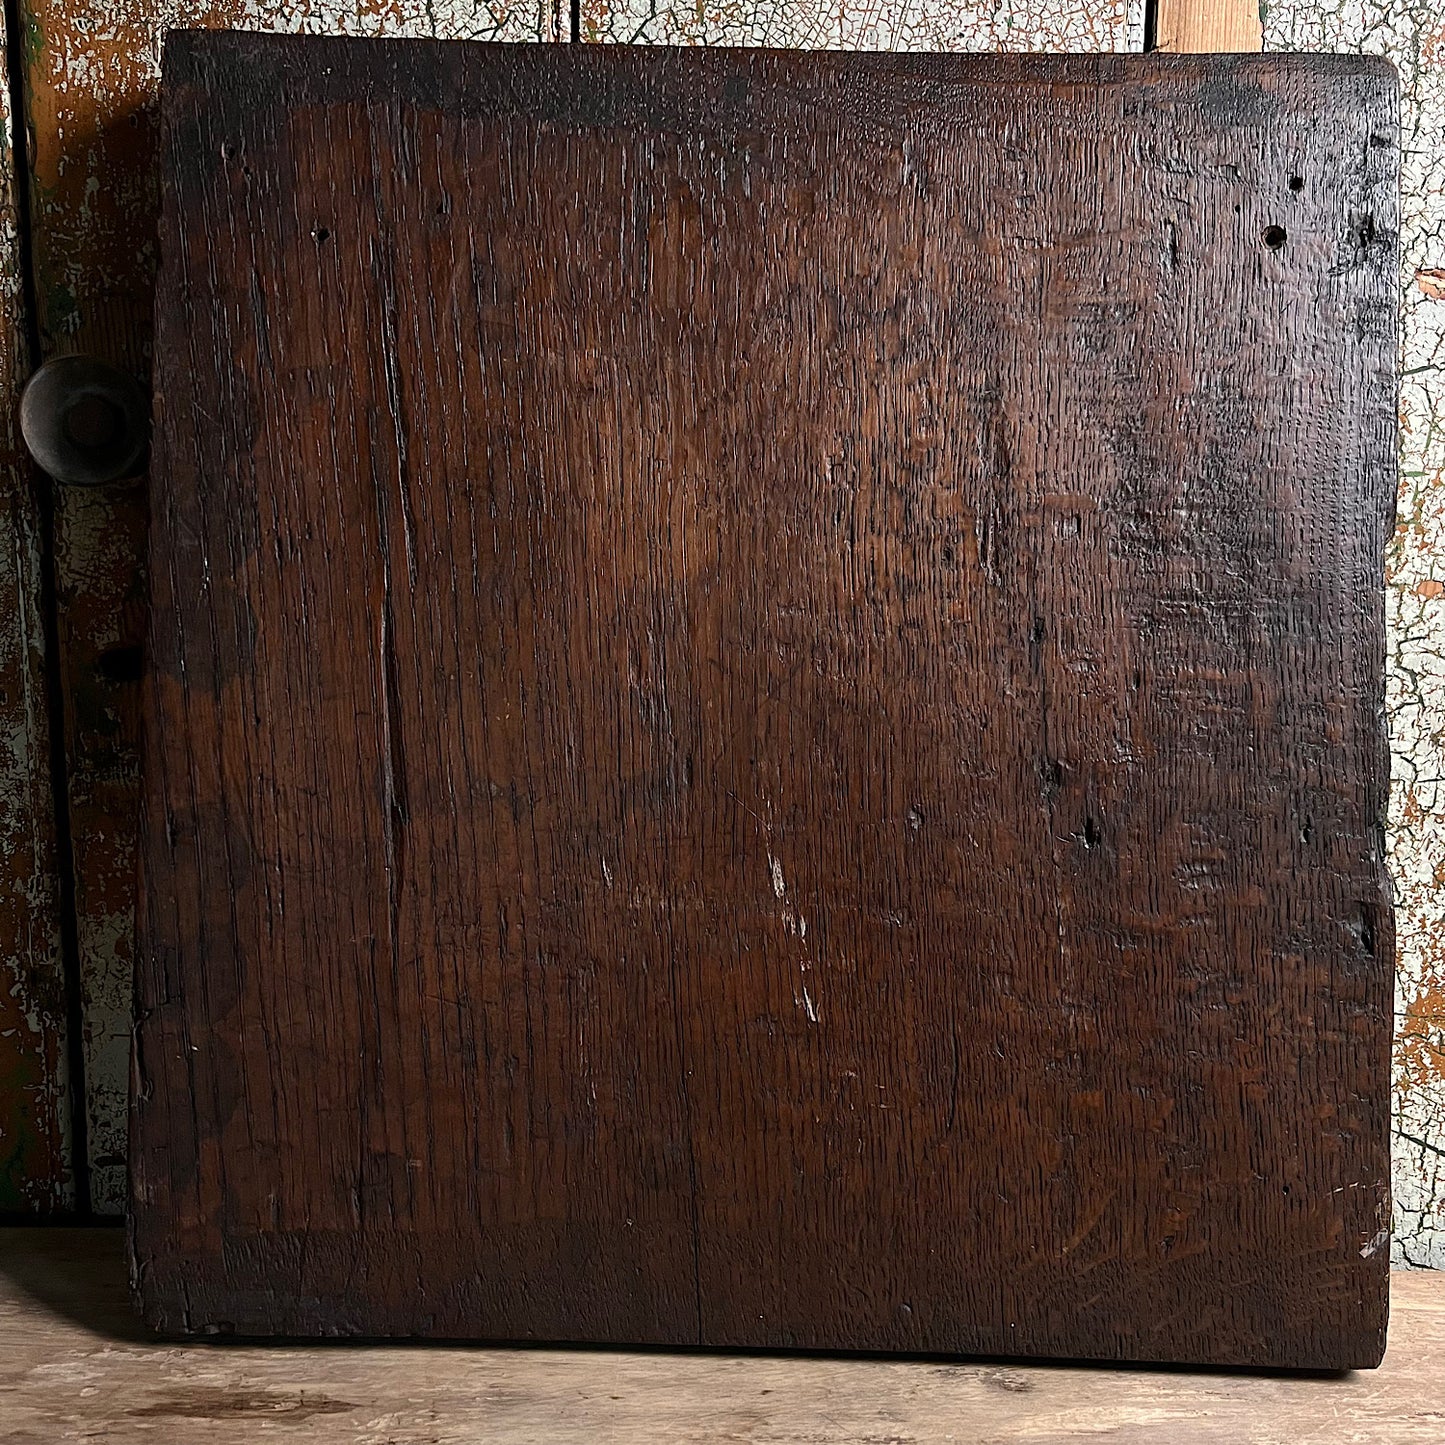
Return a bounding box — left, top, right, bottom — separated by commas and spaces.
1155, 0, 1262, 52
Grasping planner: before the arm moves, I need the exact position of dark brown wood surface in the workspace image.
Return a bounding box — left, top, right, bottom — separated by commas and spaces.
134, 33, 1400, 1368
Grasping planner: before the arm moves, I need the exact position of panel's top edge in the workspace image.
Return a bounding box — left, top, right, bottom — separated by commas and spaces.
158, 27, 1397, 88
156, 29, 1398, 165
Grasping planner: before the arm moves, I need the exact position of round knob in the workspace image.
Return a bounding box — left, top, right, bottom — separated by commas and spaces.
19, 356, 148, 486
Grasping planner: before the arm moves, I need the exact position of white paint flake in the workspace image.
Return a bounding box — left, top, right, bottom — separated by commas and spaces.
768, 854, 786, 899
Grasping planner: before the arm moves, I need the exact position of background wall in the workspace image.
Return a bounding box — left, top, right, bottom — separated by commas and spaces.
1260, 1, 1445, 1268
1, 0, 1440, 1266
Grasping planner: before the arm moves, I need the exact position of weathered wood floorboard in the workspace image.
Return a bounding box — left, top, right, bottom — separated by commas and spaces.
6, 1231, 1445, 1443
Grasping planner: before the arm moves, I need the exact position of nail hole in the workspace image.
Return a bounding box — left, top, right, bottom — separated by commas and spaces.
98, 643, 145, 685
1263, 225, 1287, 251
1354, 902, 1378, 959
1288, 175, 1305, 192
1039, 757, 1064, 803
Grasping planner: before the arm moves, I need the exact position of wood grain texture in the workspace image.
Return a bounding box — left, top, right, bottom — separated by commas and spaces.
8, 1232, 1445, 1444
0, 5, 71, 1215
134, 35, 1399, 1366
13, 0, 561, 1219
1154, 0, 1262, 53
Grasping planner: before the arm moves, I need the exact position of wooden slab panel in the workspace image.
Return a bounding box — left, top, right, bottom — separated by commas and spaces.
135, 35, 1399, 1367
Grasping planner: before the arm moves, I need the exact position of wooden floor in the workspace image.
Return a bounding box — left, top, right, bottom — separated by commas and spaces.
2, 1230, 1444, 1443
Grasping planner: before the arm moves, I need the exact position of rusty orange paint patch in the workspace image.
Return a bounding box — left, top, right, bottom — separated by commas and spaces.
1417, 269, 1445, 300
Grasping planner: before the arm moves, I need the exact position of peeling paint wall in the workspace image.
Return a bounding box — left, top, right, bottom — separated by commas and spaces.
578, 0, 1141, 49
0, 6, 70, 1214
5, 0, 1445, 1265
1260, 0, 1445, 1268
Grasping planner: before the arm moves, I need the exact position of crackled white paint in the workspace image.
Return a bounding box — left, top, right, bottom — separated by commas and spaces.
1261, 0, 1445, 1269
586, 0, 1142, 49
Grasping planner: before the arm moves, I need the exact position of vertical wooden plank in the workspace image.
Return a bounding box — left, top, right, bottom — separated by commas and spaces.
1154, 0, 1262, 53
0, 6, 71, 1214
579, 0, 1143, 49
15, 0, 563, 1215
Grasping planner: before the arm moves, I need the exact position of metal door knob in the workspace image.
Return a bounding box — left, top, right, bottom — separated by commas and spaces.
19, 356, 148, 486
